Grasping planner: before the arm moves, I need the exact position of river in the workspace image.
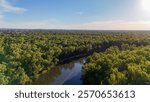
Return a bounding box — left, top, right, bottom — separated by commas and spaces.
33, 58, 86, 85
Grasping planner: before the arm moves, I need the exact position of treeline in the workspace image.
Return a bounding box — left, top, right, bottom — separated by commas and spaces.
0, 32, 150, 85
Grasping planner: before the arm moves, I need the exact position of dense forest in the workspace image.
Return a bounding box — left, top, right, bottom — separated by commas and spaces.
0, 31, 150, 85
82, 45, 150, 85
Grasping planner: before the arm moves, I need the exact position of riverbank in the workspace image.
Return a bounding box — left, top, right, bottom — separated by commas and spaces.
32, 58, 86, 85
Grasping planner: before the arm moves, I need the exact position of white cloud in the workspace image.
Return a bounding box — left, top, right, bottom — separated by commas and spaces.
0, 19, 66, 29
0, 0, 27, 29
0, 0, 26, 13
1, 19, 150, 30
68, 20, 150, 30
0, 0, 26, 21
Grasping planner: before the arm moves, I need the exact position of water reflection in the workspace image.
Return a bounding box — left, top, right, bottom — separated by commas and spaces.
33, 58, 85, 85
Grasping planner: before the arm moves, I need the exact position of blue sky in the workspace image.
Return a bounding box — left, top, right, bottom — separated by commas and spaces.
0, 0, 150, 30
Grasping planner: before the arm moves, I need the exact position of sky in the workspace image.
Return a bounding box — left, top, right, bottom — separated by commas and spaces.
0, 0, 150, 30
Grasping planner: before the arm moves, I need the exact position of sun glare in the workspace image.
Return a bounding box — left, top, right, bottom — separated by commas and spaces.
141, 0, 150, 12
